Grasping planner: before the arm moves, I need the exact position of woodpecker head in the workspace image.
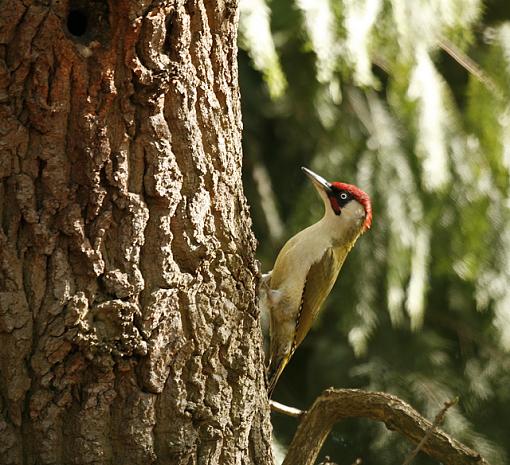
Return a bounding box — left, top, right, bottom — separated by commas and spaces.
302, 166, 372, 233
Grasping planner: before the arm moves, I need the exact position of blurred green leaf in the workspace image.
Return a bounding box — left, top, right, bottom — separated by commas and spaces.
240, 1, 510, 463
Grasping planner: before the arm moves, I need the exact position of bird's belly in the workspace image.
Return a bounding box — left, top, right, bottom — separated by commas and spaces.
270, 274, 307, 328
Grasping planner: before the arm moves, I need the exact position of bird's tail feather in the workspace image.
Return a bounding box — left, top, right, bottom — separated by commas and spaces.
266, 355, 288, 398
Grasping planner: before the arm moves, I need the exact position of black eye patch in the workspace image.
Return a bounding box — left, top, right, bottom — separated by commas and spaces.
337, 191, 352, 207
330, 187, 353, 208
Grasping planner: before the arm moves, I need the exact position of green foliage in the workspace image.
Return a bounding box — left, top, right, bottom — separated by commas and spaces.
239, 0, 510, 463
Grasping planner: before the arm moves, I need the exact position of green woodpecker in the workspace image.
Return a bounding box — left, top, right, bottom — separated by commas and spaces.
261, 167, 372, 397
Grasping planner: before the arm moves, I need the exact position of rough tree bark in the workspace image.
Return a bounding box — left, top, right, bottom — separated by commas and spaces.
0, 1, 272, 464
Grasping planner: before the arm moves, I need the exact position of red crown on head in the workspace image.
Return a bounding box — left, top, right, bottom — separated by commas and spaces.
331, 182, 372, 232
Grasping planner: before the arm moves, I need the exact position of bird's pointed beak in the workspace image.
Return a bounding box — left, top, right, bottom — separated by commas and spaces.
301, 167, 333, 195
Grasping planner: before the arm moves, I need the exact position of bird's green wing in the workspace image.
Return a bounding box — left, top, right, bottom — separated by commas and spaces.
292, 247, 347, 351
266, 245, 349, 397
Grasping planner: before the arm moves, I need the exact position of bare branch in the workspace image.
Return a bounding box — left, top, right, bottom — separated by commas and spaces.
436, 36, 504, 100
282, 388, 490, 465
270, 400, 304, 418
401, 397, 458, 465
251, 161, 285, 242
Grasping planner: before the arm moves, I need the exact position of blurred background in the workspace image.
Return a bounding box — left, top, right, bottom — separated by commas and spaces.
237, 0, 510, 463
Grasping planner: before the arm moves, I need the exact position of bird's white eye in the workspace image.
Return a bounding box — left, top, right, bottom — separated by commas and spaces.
340, 193, 348, 200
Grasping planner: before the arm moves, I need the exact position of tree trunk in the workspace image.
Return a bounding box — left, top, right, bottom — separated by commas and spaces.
0, 1, 272, 464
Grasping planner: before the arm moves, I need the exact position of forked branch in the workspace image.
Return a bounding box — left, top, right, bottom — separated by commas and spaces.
281, 388, 490, 465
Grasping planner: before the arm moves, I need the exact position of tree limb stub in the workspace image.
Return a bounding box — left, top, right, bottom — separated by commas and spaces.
282, 388, 490, 465
270, 400, 304, 418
